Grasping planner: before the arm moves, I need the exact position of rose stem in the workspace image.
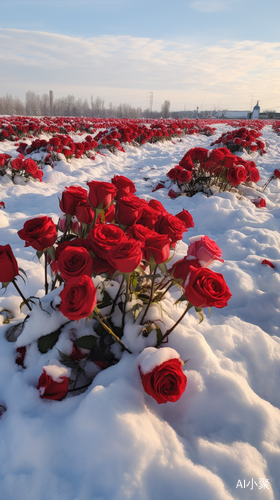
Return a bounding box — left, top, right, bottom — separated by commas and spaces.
155, 280, 174, 301
122, 273, 131, 332
44, 252, 48, 295
156, 302, 192, 347
94, 312, 132, 354
140, 265, 157, 325
109, 275, 125, 316
12, 280, 32, 311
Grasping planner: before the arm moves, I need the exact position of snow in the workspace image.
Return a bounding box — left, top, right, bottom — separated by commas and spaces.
1, 122, 280, 499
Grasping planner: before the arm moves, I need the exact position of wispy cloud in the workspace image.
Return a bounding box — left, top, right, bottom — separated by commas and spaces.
1, 29, 280, 110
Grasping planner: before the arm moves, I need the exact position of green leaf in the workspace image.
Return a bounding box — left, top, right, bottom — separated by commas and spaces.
158, 262, 167, 275
195, 307, 204, 324
0, 308, 14, 324
5, 321, 25, 342
74, 335, 97, 350
36, 250, 44, 260
47, 246, 55, 262
38, 328, 61, 353
174, 293, 187, 306
97, 290, 112, 309
154, 322, 163, 344
130, 302, 143, 322
149, 253, 157, 274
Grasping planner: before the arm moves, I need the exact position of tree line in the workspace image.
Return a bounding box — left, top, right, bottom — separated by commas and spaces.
0, 92, 211, 119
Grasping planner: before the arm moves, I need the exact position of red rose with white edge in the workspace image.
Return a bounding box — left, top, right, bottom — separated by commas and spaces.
187, 235, 224, 267
137, 347, 187, 404
37, 361, 70, 400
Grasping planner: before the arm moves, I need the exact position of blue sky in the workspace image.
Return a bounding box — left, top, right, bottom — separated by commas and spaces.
1, 0, 280, 111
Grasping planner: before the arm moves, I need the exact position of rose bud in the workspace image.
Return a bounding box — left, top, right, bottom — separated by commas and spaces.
87, 180, 117, 209
37, 361, 70, 400
59, 186, 88, 215
252, 198, 266, 208
175, 209, 194, 229
0, 244, 19, 284
137, 347, 187, 404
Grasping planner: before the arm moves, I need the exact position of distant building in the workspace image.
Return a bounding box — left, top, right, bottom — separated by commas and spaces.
251, 101, 260, 119
212, 110, 250, 119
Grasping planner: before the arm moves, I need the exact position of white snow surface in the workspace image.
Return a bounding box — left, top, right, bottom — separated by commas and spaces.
0, 123, 280, 499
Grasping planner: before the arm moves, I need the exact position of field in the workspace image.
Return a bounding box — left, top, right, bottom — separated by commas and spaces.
0, 118, 279, 500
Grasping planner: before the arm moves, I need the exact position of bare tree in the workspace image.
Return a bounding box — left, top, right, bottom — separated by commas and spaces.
161, 100, 170, 118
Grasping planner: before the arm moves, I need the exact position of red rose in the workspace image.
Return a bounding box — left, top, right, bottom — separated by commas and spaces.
136, 203, 160, 230
148, 199, 167, 214
60, 186, 88, 215
56, 246, 93, 282
126, 224, 156, 245
117, 194, 144, 226
179, 156, 194, 171
187, 235, 224, 266
91, 256, 116, 276
154, 213, 186, 246
169, 257, 201, 281
108, 240, 143, 273
247, 167, 260, 183
177, 170, 192, 183
143, 234, 171, 264
166, 168, 178, 180
184, 266, 232, 308
168, 189, 178, 199
89, 224, 127, 258
87, 180, 117, 209
252, 198, 266, 208
152, 183, 165, 192
37, 366, 69, 400
59, 275, 97, 320
24, 158, 38, 175
208, 149, 225, 163
18, 216, 57, 252
75, 203, 95, 224
0, 244, 19, 283
274, 169, 280, 179
139, 356, 187, 404
227, 165, 247, 186
11, 158, 23, 170
111, 175, 136, 199
175, 209, 194, 229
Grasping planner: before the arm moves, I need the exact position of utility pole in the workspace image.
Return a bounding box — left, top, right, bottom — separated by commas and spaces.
147, 92, 153, 117
49, 90, 53, 116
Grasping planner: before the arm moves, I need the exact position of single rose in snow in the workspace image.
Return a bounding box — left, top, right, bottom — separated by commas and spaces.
138, 347, 187, 404
187, 235, 224, 267
184, 266, 232, 309
253, 198, 266, 208
37, 361, 70, 400
0, 244, 19, 283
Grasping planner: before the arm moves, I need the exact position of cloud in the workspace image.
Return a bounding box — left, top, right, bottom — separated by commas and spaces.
1, 28, 280, 110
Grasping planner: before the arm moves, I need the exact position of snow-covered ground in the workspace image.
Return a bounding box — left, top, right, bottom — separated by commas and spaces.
0, 122, 280, 500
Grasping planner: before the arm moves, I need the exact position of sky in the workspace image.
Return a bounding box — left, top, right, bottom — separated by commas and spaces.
1, 0, 280, 111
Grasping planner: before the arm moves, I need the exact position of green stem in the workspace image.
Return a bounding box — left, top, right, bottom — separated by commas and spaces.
140, 265, 157, 325
44, 252, 48, 295
109, 276, 125, 316
12, 280, 32, 311
122, 274, 131, 332
156, 302, 191, 347
93, 310, 131, 354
